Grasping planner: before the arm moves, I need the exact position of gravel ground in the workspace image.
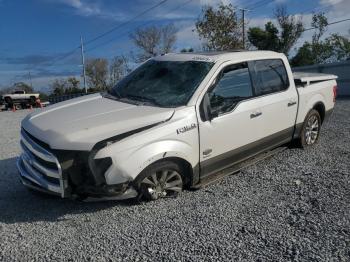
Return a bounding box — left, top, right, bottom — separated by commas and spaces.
0, 101, 349, 262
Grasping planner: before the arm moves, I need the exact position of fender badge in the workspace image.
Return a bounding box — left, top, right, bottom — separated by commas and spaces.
176, 123, 197, 134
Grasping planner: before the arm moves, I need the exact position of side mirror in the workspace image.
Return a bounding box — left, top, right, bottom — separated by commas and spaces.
200, 92, 218, 122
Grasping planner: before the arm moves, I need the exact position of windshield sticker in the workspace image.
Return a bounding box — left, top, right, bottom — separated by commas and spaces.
192, 56, 212, 62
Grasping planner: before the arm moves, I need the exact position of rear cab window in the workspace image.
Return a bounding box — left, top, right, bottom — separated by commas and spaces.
248, 59, 289, 96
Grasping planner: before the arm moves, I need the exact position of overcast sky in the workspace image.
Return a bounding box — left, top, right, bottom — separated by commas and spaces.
0, 0, 349, 91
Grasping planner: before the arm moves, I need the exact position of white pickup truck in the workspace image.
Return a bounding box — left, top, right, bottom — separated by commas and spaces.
17, 51, 338, 201
2, 90, 40, 109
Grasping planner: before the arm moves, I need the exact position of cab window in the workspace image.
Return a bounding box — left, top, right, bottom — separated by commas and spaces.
248, 59, 289, 96
209, 63, 253, 116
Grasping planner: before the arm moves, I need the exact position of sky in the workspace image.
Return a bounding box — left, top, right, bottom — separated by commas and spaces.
0, 0, 349, 92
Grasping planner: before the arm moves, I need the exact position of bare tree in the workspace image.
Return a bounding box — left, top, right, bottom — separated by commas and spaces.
130, 24, 177, 62
161, 24, 177, 53
109, 55, 130, 87
85, 58, 109, 90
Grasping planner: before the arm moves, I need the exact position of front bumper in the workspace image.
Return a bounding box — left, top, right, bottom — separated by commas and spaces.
17, 129, 138, 201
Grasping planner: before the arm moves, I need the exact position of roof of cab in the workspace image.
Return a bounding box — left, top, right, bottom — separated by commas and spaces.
153, 50, 284, 63
153, 50, 284, 62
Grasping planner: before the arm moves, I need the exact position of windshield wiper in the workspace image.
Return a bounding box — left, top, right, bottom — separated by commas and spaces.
103, 91, 119, 101
103, 91, 140, 105
107, 89, 122, 99
123, 94, 163, 107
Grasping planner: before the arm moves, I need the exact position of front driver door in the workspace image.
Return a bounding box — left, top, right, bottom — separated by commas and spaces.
198, 62, 265, 179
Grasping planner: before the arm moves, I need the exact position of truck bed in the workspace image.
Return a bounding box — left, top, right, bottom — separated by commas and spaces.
293, 72, 338, 86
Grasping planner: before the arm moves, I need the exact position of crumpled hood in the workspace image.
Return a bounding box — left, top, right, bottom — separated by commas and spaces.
22, 93, 174, 151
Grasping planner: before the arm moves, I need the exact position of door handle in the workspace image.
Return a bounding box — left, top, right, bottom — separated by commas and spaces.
203, 149, 212, 156
250, 112, 262, 118
288, 101, 297, 107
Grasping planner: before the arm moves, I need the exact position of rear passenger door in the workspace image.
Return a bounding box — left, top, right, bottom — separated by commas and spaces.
248, 59, 298, 144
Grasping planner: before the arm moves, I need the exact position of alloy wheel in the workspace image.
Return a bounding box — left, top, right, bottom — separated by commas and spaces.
140, 170, 183, 200
305, 115, 319, 145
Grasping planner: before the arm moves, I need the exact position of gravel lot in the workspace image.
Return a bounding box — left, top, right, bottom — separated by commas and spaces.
0, 101, 349, 261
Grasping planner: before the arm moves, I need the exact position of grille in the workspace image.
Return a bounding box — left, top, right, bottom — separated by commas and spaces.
17, 129, 64, 196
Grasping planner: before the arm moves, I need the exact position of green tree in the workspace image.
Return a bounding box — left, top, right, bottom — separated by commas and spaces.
66, 77, 82, 94
13, 82, 33, 93
248, 22, 280, 51
195, 4, 242, 51
327, 34, 350, 61
85, 58, 109, 90
51, 79, 68, 96
290, 13, 346, 66
38, 92, 49, 101
248, 6, 304, 56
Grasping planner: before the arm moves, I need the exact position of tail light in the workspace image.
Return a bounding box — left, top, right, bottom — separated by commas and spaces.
333, 85, 337, 103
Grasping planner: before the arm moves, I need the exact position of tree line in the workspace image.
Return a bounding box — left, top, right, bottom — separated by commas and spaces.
3, 3, 349, 97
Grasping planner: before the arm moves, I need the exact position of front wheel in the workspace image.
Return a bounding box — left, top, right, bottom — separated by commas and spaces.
135, 161, 184, 201
300, 109, 321, 148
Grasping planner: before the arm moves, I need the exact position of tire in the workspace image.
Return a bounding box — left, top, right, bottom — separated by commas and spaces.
4, 97, 13, 108
134, 161, 184, 201
30, 96, 36, 106
299, 109, 322, 148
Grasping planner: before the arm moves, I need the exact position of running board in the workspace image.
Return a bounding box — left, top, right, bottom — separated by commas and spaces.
192, 146, 287, 189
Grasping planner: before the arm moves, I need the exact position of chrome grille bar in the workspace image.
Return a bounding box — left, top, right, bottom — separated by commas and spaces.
20, 141, 59, 179
20, 130, 56, 163
18, 129, 65, 197
19, 156, 61, 194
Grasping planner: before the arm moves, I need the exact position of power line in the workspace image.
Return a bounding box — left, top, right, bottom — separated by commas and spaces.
84, 0, 169, 46
296, 0, 343, 15
85, 0, 195, 53
303, 18, 350, 32
246, 0, 274, 10
26, 0, 170, 77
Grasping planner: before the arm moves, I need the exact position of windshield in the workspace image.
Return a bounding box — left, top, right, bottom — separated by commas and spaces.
110, 59, 214, 107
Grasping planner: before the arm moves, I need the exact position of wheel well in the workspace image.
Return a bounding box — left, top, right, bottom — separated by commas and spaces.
313, 102, 325, 123
139, 157, 194, 187
166, 157, 194, 187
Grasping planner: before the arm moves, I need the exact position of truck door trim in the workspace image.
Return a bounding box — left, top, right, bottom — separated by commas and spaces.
199, 126, 294, 179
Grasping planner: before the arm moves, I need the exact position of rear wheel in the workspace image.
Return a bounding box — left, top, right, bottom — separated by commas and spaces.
136, 161, 184, 201
30, 96, 36, 106
300, 109, 321, 148
4, 97, 13, 109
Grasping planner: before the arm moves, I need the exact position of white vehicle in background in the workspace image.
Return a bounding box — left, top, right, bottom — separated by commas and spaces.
17, 51, 338, 201
2, 90, 40, 110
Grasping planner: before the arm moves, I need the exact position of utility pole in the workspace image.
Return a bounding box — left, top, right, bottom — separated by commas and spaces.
80, 36, 87, 94
28, 71, 32, 89
239, 8, 250, 50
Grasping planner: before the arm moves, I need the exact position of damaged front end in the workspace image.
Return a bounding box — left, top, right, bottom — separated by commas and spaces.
18, 128, 138, 201
60, 150, 138, 201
